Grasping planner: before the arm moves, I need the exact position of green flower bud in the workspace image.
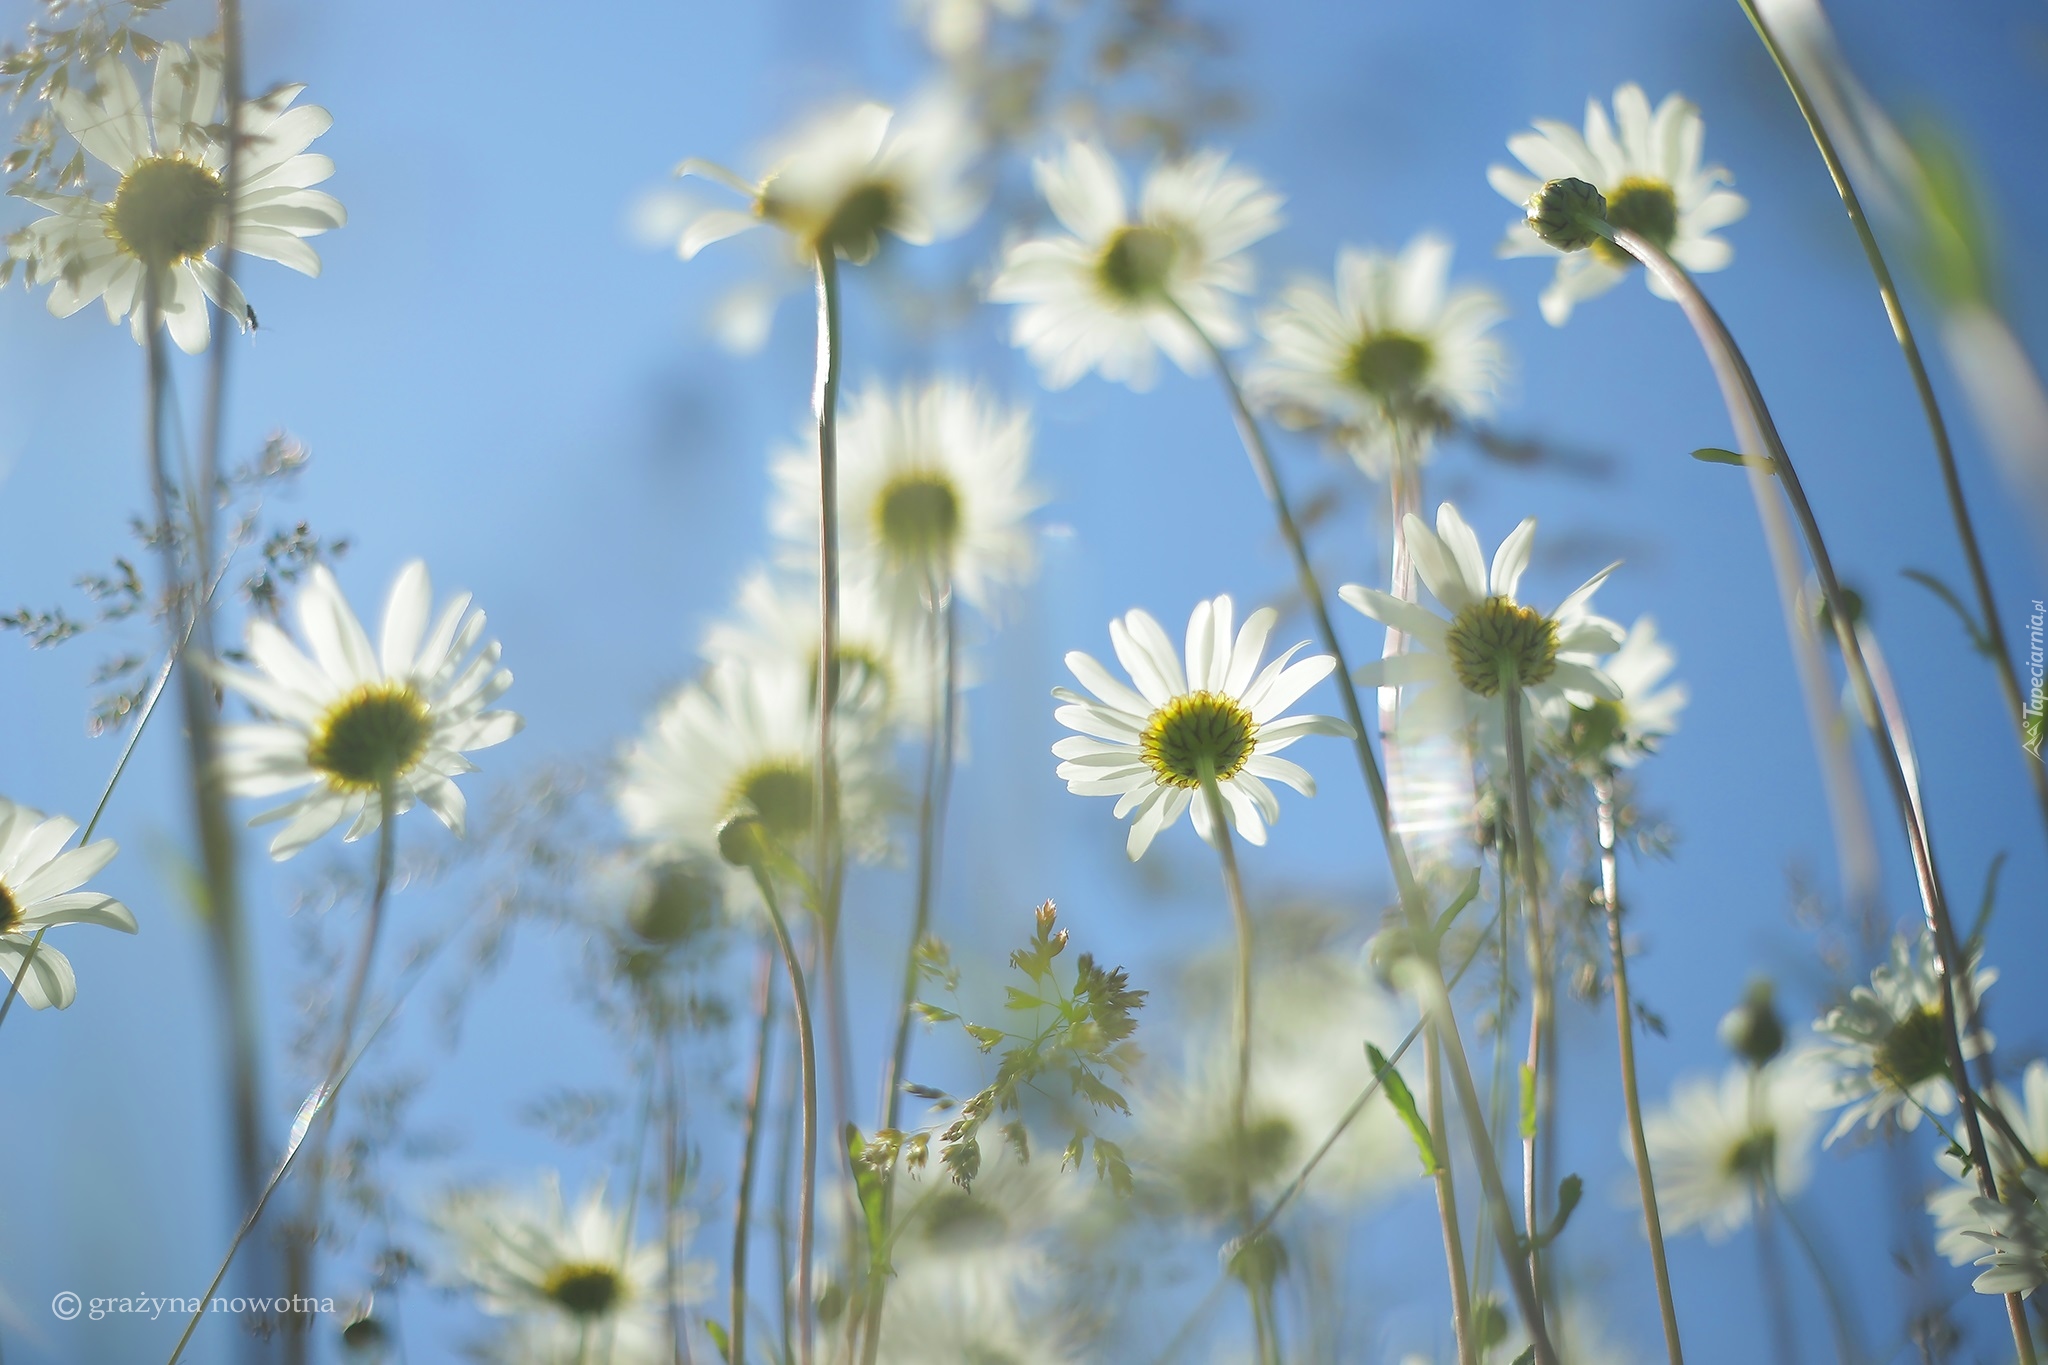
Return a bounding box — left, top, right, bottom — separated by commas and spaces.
627, 858, 722, 945
716, 813, 774, 870
1718, 978, 1785, 1068
1525, 177, 1608, 253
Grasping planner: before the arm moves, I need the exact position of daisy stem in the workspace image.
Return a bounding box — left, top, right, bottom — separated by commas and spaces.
1198, 769, 1281, 1365
1735, 0, 2048, 848
750, 864, 818, 1365
1499, 681, 1554, 1328
1607, 224, 2037, 1365
1427, 1025, 1480, 1365
1768, 1180, 1864, 1365
858, 582, 958, 1365
731, 943, 779, 1365
1751, 1183, 1801, 1365
1595, 769, 1685, 1364
1169, 299, 1420, 911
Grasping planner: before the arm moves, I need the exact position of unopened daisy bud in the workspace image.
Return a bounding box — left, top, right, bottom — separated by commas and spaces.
1471, 1297, 1510, 1351
1222, 1228, 1287, 1292
339, 1312, 388, 1357
717, 813, 774, 871
1719, 978, 1785, 1069
1525, 177, 1607, 253
627, 858, 722, 945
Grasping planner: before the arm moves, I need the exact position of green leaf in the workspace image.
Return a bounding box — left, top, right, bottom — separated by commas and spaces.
1541, 1174, 1584, 1249
1511, 1348, 1536, 1365
845, 1124, 888, 1264
1690, 446, 1775, 474
1367, 1042, 1439, 1176
1004, 986, 1046, 1012
913, 1001, 958, 1025
1967, 851, 2008, 956
1519, 1064, 1537, 1140
964, 1023, 1006, 1052
1901, 568, 1992, 655
704, 1319, 731, 1362
1431, 866, 1484, 939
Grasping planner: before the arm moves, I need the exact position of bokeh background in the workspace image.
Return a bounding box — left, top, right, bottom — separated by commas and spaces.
2, 0, 2046, 1359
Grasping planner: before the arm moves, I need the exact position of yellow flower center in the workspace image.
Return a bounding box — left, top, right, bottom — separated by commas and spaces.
307, 683, 433, 792
1876, 1005, 1949, 1090
1139, 690, 1256, 788
0, 880, 19, 935
1723, 1127, 1777, 1180
1444, 596, 1558, 697
1591, 176, 1678, 269
875, 471, 961, 565
759, 177, 902, 263
1097, 224, 1179, 301
540, 1261, 624, 1318
726, 761, 814, 844
109, 155, 228, 267
1345, 331, 1433, 401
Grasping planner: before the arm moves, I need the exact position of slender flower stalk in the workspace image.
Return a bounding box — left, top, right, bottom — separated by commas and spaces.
1588, 214, 2035, 1365
1735, 0, 2048, 845
1500, 682, 1554, 1332
1596, 771, 1684, 1363
731, 946, 779, 1365
1198, 770, 1280, 1365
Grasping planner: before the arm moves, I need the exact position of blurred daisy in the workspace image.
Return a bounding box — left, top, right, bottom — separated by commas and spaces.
989, 139, 1282, 390
1487, 83, 1746, 326
1249, 234, 1507, 476
1929, 1060, 2048, 1267
616, 657, 895, 908
434, 1173, 701, 1364
1566, 614, 1688, 769
1052, 595, 1351, 859
0, 798, 136, 1011
703, 566, 929, 731
674, 93, 980, 265
885, 1158, 1085, 1320
1964, 1167, 2048, 1298
907, 0, 1031, 58
769, 379, 1042, 621
15, 40, 344, 353
1340, 503, 1623, 753
1642, 1053, 1826, 1241
1814, 929, 1995, 1144
213, 562, 521, 861
1138, 932, 1413, 1215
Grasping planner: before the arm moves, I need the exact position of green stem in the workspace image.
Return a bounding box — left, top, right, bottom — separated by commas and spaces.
730, 945, 778, 1365
1607, 224, 2035, 1365
751, 865, 818, 1365
1500, 680, 1553, 1329
1596, 770, 1684, 1363
1770, 1182, 1865, 1365
1734, 0, 2048, 846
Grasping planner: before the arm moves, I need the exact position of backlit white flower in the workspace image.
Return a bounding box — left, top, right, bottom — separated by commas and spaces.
769, 379, 1042, 622
433, 1173, 702, 1364
212, 562, 521, 861
1965, 1167, 2048, 1298
1815, 930, 1994, 1143
909, 0, 1031, 59
1569, 614, 1687, 769
616, 657, 895, 911
1929, 1061, 2048, 1267
1053, 595, 1352, 859
1488, 83, 1746, 326
0, 797, 136, 1010
15, 40, 343, 354
1340, 503, 1623, 754
989, 139, 1282, 390
674, 93, 981, 265
1249, 235, 1507, 476
1642, 1053, 1827, 1241
704, 567, 930, 732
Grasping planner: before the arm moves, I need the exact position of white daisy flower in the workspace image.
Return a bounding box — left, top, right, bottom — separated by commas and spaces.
1339, 503, 1623, 755
14, 40, 344, 354
1929, 1060, 2048, 1267
1487, 83, 1747, 326
212, 562, 521, 861
1964, 1166, 2048, 1298
768, 378, 1042, 622
1814, 930, 1995, 1144
615, 657, 895, 910
0, 797, 136, 1011
1568, 614, 1688, 769
884, 1157, 1085, 1325
433, 1173, 703, 1365
908, 0, 1031, 59
674, 92, 981, 265
988, 139, 1282, 391
1641, 1053, 1827, 1241
703, 566, 931, 733
1248, 234, 1508, 476
1137, 935, 1414, 1214
1052, 595, 1352, 860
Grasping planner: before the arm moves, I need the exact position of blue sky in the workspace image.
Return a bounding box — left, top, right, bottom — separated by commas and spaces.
1, 0, 2046, 1360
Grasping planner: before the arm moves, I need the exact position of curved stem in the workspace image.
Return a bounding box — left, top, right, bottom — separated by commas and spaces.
751, 866, 818, 1365
1607, 224, 2035, 1365
1734, 0, 2048, 846
1596, 771, 1684, 1363
1770, 1182, 1864, 1365
730, 945, 778, 1365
